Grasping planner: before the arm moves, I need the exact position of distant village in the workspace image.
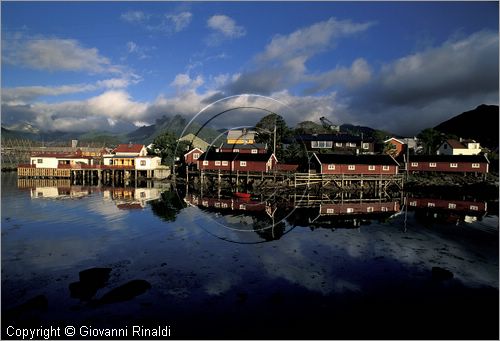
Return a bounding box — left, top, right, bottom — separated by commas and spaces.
15, 120, 491, 184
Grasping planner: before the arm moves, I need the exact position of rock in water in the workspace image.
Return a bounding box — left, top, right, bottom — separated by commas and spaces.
432, 267, 454, 281
98, 280, 151, 304
69, 267, 112, 301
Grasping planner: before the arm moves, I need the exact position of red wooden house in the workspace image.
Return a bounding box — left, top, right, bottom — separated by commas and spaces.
312, 153, 399, 175
217, 143, 268, 154
197, 151, 277, 172
407, 197, 487, 213
184, 148, 204, 165
320, 201, 400, 215
407, 155, 489, 174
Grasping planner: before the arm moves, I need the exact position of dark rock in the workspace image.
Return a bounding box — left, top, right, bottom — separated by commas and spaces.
69, 267, 112, 301
432, 267, 454, 281
97, 280, 151, 304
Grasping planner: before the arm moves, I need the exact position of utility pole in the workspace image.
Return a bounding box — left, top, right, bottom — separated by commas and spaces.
273, 115, 277, 156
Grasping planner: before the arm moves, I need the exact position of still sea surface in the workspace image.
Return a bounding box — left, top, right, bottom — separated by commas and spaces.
2, 172, 498, 339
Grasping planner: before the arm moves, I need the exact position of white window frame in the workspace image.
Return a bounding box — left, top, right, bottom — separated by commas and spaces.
448, 203, 456, 209
470, 205, 478, 211
193, 153, 200, 160
221, 203, 228, 208
381, 207, 388, 212
203, 160, 209, 166
472, 163, 480, 168
347, 142, 357, 148
428, 202, 435, 207
202, 200, 209, 207
410, 201, 417, 206
38, 159, 43, 163
233, 149, 239, 153
367, 207, 374, 213
140, 160, 147, 166
362, 143, 370, 150
411, 162, 418, 167
240, 161, 247, 167
348, 165, 356, 170
215, 202, 221, 208
346, 208, 354, 213
326, 208, 334, 214
222, 161, 228, 166
251, 149, 258, 154
239, 204, 246, 210
215, 161, 221, 166
429, 162, 437, 168
368, 165, 375, 171
335, 142, 343, 147
328, 164, 335, 170
382, 165, 390, 171
312, 141, 333, 148
450, 163, 458, 168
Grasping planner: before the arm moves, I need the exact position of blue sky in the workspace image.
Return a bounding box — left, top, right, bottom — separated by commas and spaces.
1, 1, 498, 135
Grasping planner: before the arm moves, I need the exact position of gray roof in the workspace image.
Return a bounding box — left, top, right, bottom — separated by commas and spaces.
227, 130, 256, 141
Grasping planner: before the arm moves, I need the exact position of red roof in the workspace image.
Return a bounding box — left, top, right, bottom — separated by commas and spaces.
113, 144, 144, 153
446, 139, 466, 149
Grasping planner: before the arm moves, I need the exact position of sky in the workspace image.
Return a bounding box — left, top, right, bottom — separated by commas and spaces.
1, 1, 498, 136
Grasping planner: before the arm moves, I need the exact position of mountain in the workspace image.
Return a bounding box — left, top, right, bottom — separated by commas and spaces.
126, 114, 221, 145
434, 104, 499, 149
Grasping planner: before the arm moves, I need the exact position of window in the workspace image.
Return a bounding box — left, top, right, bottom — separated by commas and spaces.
368, 165, 375, 171
443, 144, 448, 149
382, 165, 390, 171
312, 141, 333, 148
347, 142, 357, 147
203, 160, 209, 166
429, 162, 437, 168
240, 161, 247, 167
381, 207, 388, 212
239, 204, 246, 210
348, 165, 356, 170
215, 148, 220, 152
367, 207, 374, 213
450, 163, 458, 168
362, 143, 370, 149
140, 192, 146, 198
410, 201, 417, 206
221, 203, 228, 208
193, 153, 200, 160
251, 149, 258, 154
472, 163, 480, 168
428, 202, 435, 207
233, 149, 239, 153
335, 142, 343, 147
202, 200, 209, 207
326, 208, 334, 214
411, 162, 418, 167
140, 160, 146, 166
215, 202, 220, 208
215, 161, 221, 166
470, 205, 478, 211
448, 203, 456, 209
38, 159, 43, 163
328, 164, 335, 170
346, 208, 354, 213
222, 161, 228, 166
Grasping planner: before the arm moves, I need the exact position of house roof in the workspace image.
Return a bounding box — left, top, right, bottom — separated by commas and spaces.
199, 151, 275, 162
31, 152, 92, 159
384, 137, 405, 145
114, 144, 145, 153
409, 155, 489, 163
444, 139, 467, 149
227, 129, 256, 141
220, 143, 267, 150
184, 147, 204, 157
296, 134, 374, 142
313, 153, 399, 165
178, 134, 210, 151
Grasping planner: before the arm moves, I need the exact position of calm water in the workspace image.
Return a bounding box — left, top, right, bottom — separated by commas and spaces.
2, 172, 498, 339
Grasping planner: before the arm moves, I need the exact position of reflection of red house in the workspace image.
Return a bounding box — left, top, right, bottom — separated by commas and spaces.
407, 197, 486, 213
185, 194, 268, 212
184, 148, 204, 165
320, 201, 400, 215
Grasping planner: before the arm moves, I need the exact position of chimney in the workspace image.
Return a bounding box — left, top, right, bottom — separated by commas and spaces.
129, 141, 132, 148
71, 139, 78, 148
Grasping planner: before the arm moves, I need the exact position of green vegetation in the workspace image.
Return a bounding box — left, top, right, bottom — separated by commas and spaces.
147, 132, 191, 165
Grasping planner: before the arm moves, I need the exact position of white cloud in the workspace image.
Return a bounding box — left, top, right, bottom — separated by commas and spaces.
121, 10, 149, 23
165, 12, 192, 32
3, 37, 121, 74
258, 17, 373, 62
170, 73, 204, 90
207, 14, 246, 38
125, 41, 150, 59
206, 14, 246, 45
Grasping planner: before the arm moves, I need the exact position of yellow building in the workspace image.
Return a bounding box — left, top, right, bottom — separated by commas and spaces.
226, 129, 256, 145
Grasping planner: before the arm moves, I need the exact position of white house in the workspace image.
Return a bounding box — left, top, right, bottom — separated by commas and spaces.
437, 139, 482, 156
30, 152, 94, 168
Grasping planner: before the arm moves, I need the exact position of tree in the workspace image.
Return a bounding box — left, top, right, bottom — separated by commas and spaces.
148, 132, 190, 165
294, 121, 329, 135
417, 128, 443, 155
255, 113, 290, 159
383, 141, 398, 157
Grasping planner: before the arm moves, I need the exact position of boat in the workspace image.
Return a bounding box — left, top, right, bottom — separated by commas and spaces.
234, 192, 251, 199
